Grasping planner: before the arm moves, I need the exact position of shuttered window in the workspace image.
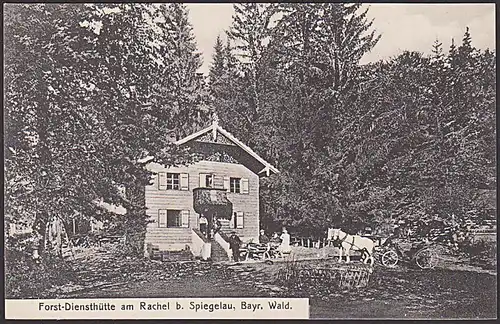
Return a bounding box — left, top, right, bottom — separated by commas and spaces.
159, 210, 190, 228
199, 173, 214, 188
158, 172, 188, 190
226, 177, 249, 194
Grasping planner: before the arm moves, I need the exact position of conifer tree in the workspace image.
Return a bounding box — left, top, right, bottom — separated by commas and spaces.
258, 3, 382, 234
4, 3, 205, 256
208, 35, 226, 91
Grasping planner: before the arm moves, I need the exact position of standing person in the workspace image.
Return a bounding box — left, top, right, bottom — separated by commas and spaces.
213, 217, 222, 235
228, 231, 242, 262
199, 216, 208, 237
279, 228, 291, 253
259, 229, 270, 244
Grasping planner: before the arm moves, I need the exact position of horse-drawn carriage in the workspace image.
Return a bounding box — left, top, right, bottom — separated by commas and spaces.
374, 238, 440, 269
374, 223, 471, 269
326, 226, 466, 270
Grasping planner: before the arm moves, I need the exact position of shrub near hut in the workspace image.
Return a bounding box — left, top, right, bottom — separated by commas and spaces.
5, 246, 76, 298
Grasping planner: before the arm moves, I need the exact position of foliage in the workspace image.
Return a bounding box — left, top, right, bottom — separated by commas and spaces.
5, 3, 495, 255
4, 3, 205, 257
464, 239, 497, 269
211, 4, 496, 237
5, 248, 76, 298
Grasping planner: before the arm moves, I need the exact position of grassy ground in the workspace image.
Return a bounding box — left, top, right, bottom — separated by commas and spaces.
6, 243, 496, 319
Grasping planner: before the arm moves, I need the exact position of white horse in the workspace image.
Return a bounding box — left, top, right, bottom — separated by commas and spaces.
327, 228, 374, 266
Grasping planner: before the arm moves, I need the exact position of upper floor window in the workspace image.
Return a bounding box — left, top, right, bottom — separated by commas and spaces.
230, 177, 241, 193
199, 173, 214, 188
225, 177, 249, 194
205, 174, 214, 188
167, 173, 179, 190
158, 172, 189, 191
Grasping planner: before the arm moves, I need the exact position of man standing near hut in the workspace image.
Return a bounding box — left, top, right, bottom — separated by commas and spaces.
228, 231, 242, 262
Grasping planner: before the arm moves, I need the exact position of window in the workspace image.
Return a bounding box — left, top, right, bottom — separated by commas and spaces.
167, 173, 179, 190
158, 210, 189, 228
167, 210, 182, 227
158, 172, 189, 190
225, 177, 249, 194
231, 211, 244, 229
205, 174, 214, 188
199, 173, 214, 188
230, 178, 241, 193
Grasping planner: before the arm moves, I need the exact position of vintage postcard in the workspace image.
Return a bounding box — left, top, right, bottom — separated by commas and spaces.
4, 2, 496, 320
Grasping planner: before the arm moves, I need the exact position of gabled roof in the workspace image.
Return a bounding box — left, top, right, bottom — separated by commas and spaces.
175, 118, 279, 176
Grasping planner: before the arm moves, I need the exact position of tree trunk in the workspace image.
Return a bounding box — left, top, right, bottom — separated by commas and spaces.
32, 211, 48, 257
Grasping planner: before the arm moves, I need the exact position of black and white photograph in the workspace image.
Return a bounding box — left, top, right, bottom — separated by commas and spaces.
4, 2, 497, 320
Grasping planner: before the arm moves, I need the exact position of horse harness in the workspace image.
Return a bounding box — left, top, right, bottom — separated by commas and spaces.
331, 232, 352, 248
331, 232, 371, 256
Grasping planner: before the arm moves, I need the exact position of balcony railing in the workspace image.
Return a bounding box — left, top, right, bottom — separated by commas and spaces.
193, 188, 233, 220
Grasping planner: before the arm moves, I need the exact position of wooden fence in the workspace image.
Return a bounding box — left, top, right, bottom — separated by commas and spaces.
276, 259, 372, 290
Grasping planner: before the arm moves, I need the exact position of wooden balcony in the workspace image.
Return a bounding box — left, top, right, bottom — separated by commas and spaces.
193, 188, 233, 220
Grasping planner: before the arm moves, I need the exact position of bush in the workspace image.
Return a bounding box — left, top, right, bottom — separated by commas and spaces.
5, 248, 76, 298
462, 239, 497, 269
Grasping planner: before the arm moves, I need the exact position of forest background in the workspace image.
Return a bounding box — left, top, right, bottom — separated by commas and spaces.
4, 3, 496, 255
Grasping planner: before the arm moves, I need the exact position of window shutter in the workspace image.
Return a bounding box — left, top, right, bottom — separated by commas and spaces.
158, 210, 167, 227
181, 210, 190, 228
158, 173, 167, 190
223, 176, 230, 191
241, 178, 249, 194
199, 173, 206, 188
180, 173, 189, 191
214, 175, 223, 189
236, 212, 244, 229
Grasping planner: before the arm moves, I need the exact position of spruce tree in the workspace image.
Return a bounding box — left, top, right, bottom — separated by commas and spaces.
208, 35, 226, 92
4, 3, 204, 257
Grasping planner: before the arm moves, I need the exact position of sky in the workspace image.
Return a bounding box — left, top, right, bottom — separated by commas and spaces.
186, 3, 496, 75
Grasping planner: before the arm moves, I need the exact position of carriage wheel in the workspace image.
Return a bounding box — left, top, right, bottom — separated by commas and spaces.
414, 247, 438, 269
381, 250, 399, 267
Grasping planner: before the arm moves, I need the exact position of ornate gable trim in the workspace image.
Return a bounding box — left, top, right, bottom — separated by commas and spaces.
175, 122, 279, 176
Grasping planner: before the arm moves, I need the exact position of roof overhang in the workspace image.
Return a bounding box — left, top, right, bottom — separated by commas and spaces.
175, 122, 279, 176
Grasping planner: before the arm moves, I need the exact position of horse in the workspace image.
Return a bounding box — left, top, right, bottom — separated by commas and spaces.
327, 228, 375, 266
